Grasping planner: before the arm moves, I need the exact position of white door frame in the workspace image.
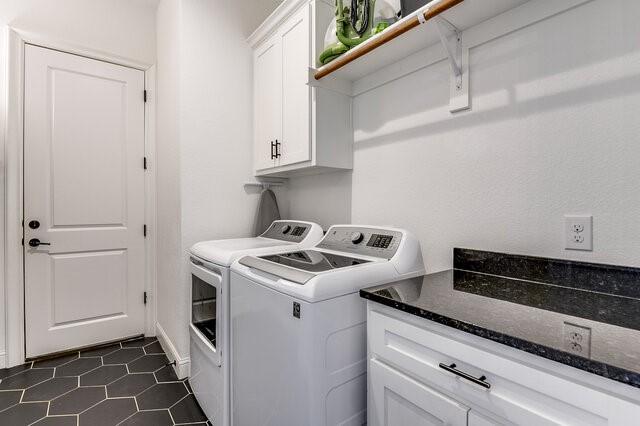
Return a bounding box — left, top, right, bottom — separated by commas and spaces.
3, 28, 157, 368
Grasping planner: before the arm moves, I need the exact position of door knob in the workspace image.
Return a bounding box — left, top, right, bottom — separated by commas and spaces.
28, 238, 50, 248
28, 220, 41, 229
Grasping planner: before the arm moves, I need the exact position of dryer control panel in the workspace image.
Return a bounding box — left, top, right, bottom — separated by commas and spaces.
261, 221, 313, 243
317, 226, 403, 259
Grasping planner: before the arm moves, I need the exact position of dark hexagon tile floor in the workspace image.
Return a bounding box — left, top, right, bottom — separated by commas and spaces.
128, 354, 169, 373
0, 336, 210, 425
103, 348, 145, 365
80, 365, 128, 386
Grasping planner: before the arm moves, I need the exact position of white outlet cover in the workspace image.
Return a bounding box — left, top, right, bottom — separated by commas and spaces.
565, 215, 593, 251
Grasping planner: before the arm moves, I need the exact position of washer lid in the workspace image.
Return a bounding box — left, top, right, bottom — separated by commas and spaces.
238, 250, 371, 284
190, 238, 296, 267
259, 250, 370, 273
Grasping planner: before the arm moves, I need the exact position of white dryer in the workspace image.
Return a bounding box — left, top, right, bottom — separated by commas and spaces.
188, 220, 323, 425
230, 225, 425, 426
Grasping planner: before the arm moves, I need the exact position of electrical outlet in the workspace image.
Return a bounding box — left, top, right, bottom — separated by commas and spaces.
563, 322, 591, 357
565, 215, 592, 251
572, 223, 585, 233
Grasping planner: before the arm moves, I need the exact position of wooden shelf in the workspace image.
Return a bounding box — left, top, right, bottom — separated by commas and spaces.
312, 0, 530, 84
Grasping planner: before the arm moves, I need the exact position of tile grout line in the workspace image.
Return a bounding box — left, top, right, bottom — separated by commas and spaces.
75, 387, 110, 416
0, 363, 34, 382
42, 378, 81, 414
116, 409, 138, 426
169, 393, 191, 410
0, 336, 202, 425
168, 406, 177, 425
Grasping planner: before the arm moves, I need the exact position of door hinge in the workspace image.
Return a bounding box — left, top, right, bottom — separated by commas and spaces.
143, 224, 147, 237
143, 90, 147, 103
143, 157, 147, 170
144, 291, 148, 305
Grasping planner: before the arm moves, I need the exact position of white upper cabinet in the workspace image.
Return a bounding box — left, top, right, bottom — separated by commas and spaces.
254, 36, 281, 171
279, 7, 311, 167
249, 0, 353, 177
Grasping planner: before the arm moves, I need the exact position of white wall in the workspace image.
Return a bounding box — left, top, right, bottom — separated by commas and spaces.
288, 0, 640, 273
155, 0, 184, 363
285, 171, 352, 229
155, 0, 287, 370
1, 0, 157, 64
0, 29, 7, 366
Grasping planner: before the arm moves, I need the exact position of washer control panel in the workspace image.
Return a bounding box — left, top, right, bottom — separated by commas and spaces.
261, 221, 312, 242
318, 227, 403, 259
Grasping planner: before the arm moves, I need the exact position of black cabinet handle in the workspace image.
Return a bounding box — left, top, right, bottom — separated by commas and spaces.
275, 140, 281, 158
438, 363, 491, 389
28, 238, 51, 248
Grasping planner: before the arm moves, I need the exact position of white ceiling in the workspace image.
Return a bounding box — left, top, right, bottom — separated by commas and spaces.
236, 0, 285, 37
1, 0, 284, 36
0, 0, 160, 26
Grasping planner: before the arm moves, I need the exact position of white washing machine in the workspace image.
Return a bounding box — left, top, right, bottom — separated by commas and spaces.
188, 220, 324, 425
230, 225, 425, 426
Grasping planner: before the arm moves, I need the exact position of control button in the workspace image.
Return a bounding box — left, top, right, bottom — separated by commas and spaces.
281, 225, 292, 234
351, 232, 364, 244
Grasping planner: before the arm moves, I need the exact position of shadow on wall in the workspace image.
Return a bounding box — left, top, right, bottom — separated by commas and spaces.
347, 0, 640, 272
353, 0, 640, 147
284, 171, 353, 229
354, 65, 640, 150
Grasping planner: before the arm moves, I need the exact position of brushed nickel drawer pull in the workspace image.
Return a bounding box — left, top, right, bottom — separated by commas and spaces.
439, 363, 491, 389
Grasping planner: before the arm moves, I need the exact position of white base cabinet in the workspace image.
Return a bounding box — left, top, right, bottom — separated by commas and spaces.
371, 358, 470, 426
249, 0, 352, 177
367, 302, 640, 426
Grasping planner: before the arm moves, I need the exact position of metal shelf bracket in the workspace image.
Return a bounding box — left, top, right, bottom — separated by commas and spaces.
433, 16, 470, 112
435, 16, 462, 87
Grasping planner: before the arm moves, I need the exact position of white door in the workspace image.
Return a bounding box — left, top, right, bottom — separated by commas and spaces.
24, 45, 146, 358
369, 359, 469, 426
279, 5, 311, 167
254, 35, 281, 171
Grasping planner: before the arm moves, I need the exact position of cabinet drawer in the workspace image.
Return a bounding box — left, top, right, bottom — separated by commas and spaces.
369, 309, 626, 425
369, 358, 469, 426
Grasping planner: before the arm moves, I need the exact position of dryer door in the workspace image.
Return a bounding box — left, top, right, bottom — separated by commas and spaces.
190, 257, 224, 366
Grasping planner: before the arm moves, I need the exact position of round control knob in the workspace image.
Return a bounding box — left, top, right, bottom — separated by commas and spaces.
351, 232, 364, 244
281, 224, 292, 234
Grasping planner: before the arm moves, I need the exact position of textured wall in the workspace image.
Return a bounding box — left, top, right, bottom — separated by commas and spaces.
155, 0, 287, 367
286, 0, 640, 273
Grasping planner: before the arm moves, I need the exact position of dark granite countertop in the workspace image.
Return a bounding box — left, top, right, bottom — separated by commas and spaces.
360, 249, 640, 388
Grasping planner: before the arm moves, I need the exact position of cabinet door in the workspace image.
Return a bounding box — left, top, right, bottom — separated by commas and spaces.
254, 35, 281, 171
369, 359, 469, 426
278, 5, 311, 167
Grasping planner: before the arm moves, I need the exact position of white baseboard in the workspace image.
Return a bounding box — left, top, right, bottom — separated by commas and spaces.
0, 351, 6, 369
155, 322, 190, 379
